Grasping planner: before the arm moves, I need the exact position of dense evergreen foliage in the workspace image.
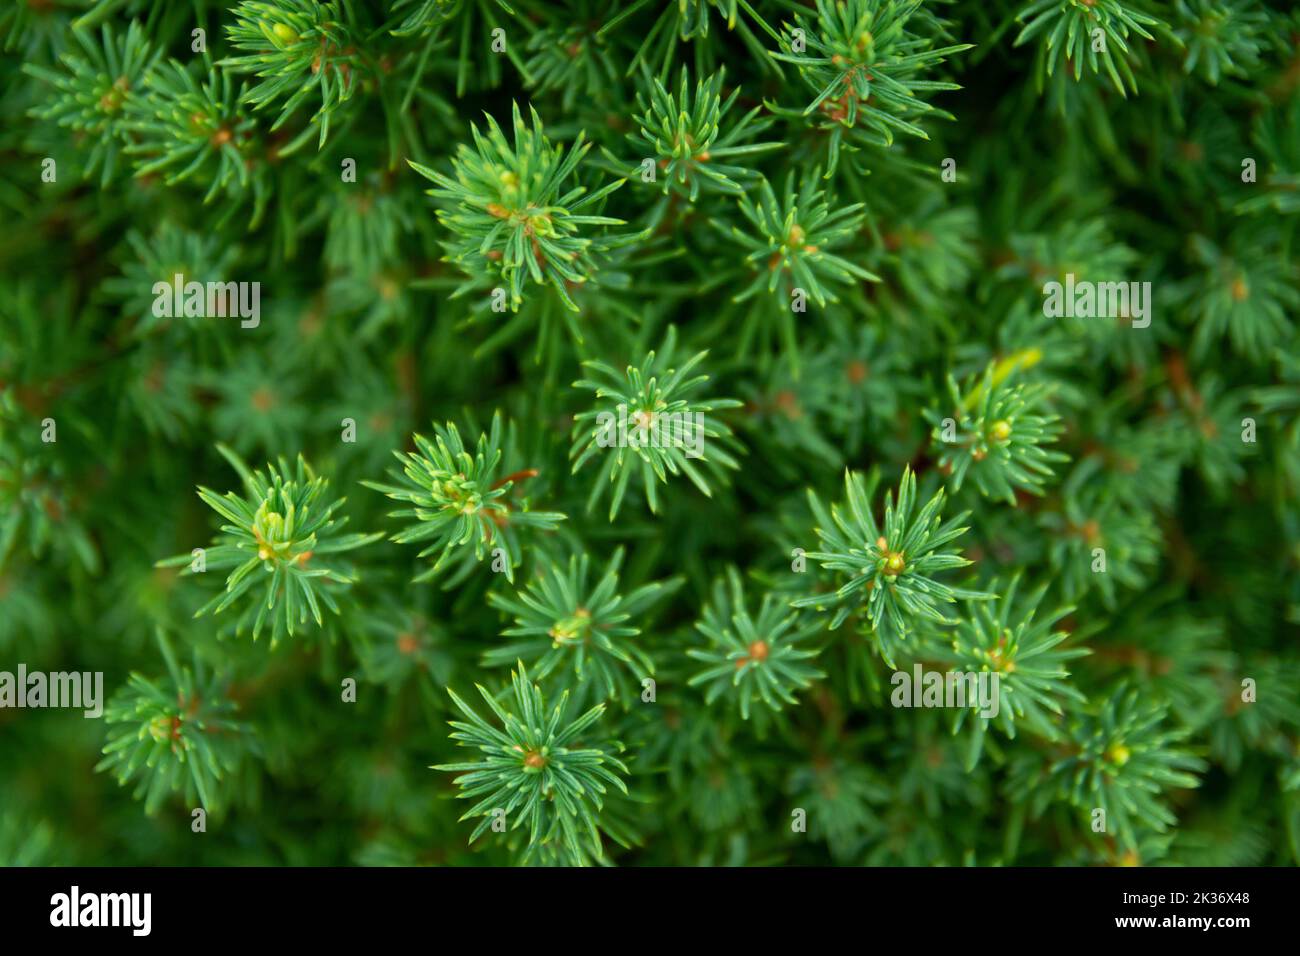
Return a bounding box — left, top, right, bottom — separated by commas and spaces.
1, 0, 1298, 867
